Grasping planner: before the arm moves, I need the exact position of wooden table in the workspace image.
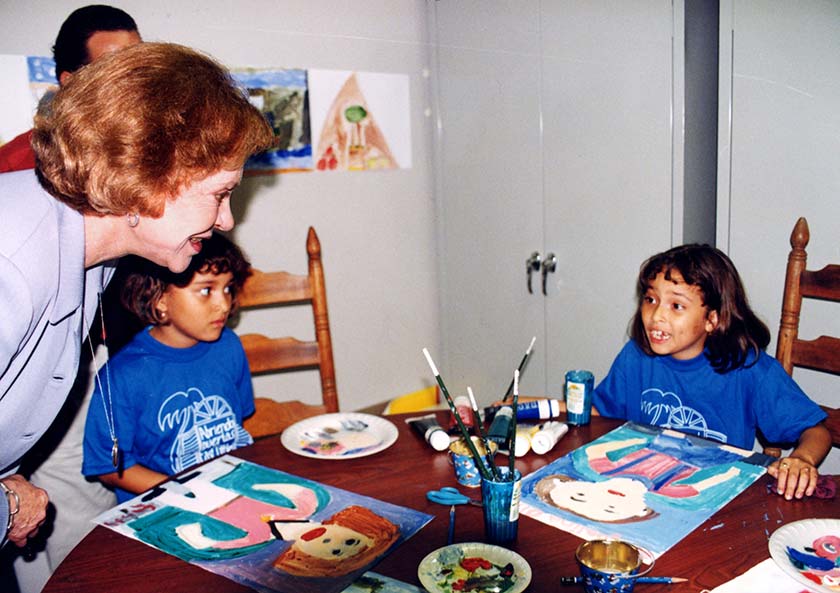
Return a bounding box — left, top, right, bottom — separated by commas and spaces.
45, 413, 839, 593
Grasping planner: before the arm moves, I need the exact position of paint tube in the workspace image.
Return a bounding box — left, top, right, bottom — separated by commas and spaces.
448, 395, 475, 431
405, 414, 450, 451
515, 398, 562, 420
513, 424, 543, 457
486, 405, 513, 445
530, 421, 568, 455
485, 398, 562, 422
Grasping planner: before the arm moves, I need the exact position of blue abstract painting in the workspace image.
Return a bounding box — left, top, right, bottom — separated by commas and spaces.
233, 68, 313, 173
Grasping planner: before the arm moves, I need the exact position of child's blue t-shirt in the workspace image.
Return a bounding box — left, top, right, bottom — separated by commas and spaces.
83, 327, 255, 502
592, 340, 827, 450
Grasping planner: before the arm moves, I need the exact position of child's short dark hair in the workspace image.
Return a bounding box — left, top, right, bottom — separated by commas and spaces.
630, 244, 770, 373
120, 233, 252, 325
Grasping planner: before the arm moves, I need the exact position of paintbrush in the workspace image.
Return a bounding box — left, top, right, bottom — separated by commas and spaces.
560, 577, 688, 585
508, 370, 519, 479
467, 386, 501, 480
422, 348, 492, 481
502, 336, 536, 402
447, 505, 456, 545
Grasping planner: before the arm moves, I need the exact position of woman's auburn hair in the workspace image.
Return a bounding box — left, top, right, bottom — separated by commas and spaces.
630, 243, 771, 373
33, 42, 275, 216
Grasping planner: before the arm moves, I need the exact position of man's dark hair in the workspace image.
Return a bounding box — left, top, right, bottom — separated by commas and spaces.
53, 5, 138, 77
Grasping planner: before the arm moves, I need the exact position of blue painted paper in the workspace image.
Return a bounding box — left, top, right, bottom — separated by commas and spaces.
519, 422, 771, 558
94, 455, 432, 593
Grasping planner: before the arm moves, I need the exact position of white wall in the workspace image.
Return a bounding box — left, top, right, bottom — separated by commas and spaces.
0, 0, 441, 412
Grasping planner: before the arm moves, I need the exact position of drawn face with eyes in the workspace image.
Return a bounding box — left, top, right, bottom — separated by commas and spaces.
536, 476, 655, 522
287, 524, 373, 559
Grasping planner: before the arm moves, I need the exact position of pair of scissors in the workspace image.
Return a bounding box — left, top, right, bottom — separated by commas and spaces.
426, 486, 482, 507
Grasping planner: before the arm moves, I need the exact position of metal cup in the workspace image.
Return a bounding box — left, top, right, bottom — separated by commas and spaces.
575, 540, 645, 593
449, 436, 495, 488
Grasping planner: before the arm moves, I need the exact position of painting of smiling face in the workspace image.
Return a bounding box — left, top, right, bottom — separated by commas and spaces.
536, 476, 654, 523
293, 524, 373, 559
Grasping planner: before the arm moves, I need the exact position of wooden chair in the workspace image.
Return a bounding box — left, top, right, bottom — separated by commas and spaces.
774, 217, 840, 446
240, 227, 338, 438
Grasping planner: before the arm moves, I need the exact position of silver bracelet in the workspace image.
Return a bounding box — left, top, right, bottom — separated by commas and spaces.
0, 479, 20, 534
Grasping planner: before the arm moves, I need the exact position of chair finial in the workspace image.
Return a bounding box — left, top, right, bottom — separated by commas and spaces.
790, 217, 810, 250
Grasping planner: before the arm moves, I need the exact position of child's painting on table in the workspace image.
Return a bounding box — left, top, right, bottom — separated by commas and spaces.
94, 455, 432, 593
519, 422, 772, 558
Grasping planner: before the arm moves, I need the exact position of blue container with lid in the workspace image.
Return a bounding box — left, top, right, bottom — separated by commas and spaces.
565, 369, 594, 425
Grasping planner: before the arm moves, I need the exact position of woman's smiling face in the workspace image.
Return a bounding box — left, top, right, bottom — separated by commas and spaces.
133, 168, 242, 273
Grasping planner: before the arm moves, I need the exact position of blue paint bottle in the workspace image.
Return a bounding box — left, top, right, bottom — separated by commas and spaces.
565, 370, 594, 425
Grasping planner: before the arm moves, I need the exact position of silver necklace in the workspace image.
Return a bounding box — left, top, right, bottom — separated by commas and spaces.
88, 292, 119, 468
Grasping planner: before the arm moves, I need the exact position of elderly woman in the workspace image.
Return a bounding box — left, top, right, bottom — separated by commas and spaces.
0, 42, 274, 547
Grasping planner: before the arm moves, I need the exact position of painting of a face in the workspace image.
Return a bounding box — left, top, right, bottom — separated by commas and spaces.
293, 524, 373, 559
541, 477, 653, 522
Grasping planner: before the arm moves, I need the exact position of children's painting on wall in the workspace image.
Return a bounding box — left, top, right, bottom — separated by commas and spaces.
234, 68, 312, 174
0, 57, 413, 176
308, 69, 411, 171
520, 422, 772, 558
94, 455, 432, 593
0, 55, 56, 147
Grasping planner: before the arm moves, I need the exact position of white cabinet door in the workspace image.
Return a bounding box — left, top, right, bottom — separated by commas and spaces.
541, 1, 677, 392
431, 0, 547, 401
431, 1, 678, 403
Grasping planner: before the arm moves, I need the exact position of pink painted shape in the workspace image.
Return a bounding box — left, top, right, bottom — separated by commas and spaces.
207, 488, 320, 549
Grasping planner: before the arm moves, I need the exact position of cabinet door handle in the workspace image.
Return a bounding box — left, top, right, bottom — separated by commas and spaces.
541, 252, 557, 295
526, 251, 542, 294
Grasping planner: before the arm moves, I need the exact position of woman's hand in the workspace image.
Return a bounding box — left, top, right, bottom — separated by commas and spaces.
2, 474, 49, 547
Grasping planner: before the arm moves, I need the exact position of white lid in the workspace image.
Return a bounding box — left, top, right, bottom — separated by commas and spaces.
429, 428, 451, 451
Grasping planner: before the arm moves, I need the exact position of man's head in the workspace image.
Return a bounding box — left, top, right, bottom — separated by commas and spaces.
53, 4, 141, 85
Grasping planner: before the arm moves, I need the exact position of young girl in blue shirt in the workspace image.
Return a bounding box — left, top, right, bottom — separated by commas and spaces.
83, 233, 255, 502
593, 244, 830, 501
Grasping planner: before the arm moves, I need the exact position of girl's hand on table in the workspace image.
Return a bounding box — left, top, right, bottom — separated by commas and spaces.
767, 457, 819, 500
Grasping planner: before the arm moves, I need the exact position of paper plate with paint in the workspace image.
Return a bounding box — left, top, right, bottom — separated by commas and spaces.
281, 412, 398, 459
769, 518, 840, 593
418, 542, 532, 593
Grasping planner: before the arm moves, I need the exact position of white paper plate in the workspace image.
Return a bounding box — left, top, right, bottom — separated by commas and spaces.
281, 413, 398, 459
418, 542, 532, 593
768, 518, 840, 593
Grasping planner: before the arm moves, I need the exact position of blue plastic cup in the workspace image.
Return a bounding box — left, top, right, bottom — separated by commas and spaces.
480, 467, 521, 546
